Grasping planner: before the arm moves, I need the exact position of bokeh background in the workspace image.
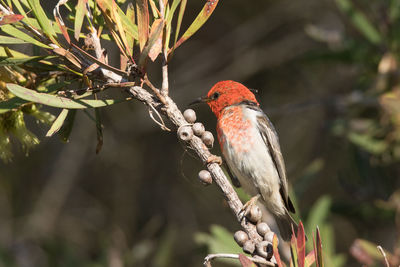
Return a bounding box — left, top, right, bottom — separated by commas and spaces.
1, 0, 400, 266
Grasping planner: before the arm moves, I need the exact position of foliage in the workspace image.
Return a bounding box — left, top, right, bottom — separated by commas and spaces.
0, 0, 219, 161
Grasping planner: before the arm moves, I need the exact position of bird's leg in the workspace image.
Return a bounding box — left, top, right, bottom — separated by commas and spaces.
207, 155, 223, 165
239, 194, 261, 221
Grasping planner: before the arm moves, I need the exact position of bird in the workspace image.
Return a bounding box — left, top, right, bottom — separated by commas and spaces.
193, 80, 298, 241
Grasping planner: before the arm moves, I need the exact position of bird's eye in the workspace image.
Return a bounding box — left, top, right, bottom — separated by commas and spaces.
212, 92, 220, 99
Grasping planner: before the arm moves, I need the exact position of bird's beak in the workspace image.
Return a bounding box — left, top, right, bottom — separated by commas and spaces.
189, 95, 211, 106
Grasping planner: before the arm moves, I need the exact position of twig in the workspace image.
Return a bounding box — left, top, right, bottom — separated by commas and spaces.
204, 253, 275, 267
377, 245, 390, 267
148, 103, 171, 131
158, 0, 169, 96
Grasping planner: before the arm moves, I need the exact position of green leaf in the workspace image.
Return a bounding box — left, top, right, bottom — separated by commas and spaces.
58, 109, 76, 142
1, 24, 51, 48
46, 109, 69, 137
173, 0, 186, 51
0, 35, 27, 44
6, 84, 130, 109
74, 0, 88, 41
335, 0, 382, 44
27, 0, 58, 42
0, 97, 27, 114
0, 56, 52, 66
290, 234, 299, 267
166, 0, 181, 27
316, 227, 324, 267
173, 0, 219, 50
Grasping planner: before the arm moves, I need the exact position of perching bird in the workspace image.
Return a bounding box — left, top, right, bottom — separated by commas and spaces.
195, 80, 298, 241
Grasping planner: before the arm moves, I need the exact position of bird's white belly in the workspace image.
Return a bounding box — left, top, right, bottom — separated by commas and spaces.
218, 107, 285, 214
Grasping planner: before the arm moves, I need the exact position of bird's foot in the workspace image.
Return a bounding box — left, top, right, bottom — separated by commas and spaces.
207, 155, 222, 165
239, 194, 261, 221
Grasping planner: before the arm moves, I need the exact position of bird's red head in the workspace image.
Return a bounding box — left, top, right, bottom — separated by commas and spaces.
205, 80, 259, 118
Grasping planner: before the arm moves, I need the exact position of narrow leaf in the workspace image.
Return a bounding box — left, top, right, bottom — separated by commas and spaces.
94, 107, 103, 153
27, 0, 58, 43
238, 254, 257, 267
316, 227, 324, 267
136, 0, 149, 51
290, 233, 299, 267
148, 0, 160, 18
0, 14, 24, 25
6, 84, 130, 109
173, 0, 186, 49
139, 18, 164, 65
1, 24, 51, 48
335, 0, 382, 44
0, 56, 51, 66
46, 109, 69, 137
273, 234, 285, 267
58, 109, 76, 142
74, 0, 87, 41
125, 3, 135, 50
304, 250, 316, 267
297, 221, 306, 267
173, 0, 219, 50
0, 35, 27, 44
111, 0, 131, 57
166, 0, 181, 26
0, 97, 27, 114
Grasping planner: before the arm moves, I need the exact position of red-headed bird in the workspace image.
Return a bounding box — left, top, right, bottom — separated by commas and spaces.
195, 80, 297, 241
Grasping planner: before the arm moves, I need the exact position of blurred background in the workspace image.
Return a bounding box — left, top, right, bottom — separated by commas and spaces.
1, 0, 400, 266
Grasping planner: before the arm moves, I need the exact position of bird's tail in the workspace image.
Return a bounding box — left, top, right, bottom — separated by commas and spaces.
274, 211, 298, 241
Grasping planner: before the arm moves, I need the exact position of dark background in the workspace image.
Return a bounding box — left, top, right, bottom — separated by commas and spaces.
1, 0, 399, 266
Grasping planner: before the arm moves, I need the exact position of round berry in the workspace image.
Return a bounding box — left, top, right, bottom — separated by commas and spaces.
233, 230, 248, 246
177, 126, 193, 141
192, 122, 205, 136
183, 109, 196, 123
201, 131, 214, 148
198, 170, 212, 185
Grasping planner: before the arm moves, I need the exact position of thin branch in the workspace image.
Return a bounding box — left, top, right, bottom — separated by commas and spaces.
204, 253, 275, 267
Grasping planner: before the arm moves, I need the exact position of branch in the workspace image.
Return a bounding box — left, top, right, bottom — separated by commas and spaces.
204, 253, 275, 267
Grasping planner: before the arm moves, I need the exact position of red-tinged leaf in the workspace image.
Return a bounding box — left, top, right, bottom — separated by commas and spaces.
74, 0, 87, 41
136, 0, 149, 52
304, 250, 315, 267
0, 14, 24, 25
54, 16, 70, 44
297, 221, 306, 267
138, 18, 164, 66
273, 234, 285, 267
238, 254, 257, 267
147, 19, 164, 61
173, 0, 219, 50
316, 227, 324, 267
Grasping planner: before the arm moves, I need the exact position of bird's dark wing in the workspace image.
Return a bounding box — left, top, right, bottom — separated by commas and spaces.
255, 112, 295, 213
224, 163, 241, 188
